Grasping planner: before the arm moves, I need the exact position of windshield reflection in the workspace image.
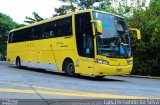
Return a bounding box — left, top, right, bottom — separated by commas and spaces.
93, 11, 131, 58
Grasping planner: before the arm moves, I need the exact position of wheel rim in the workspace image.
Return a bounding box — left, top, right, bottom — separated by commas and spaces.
66, 63, 74, 75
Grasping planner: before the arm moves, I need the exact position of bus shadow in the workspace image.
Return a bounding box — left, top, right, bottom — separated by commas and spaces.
11, 66, 126, 82
74, 75, 126, 82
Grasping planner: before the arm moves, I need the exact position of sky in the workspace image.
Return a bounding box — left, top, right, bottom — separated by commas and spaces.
0, 0, 62, 24
0, 0, 150, 24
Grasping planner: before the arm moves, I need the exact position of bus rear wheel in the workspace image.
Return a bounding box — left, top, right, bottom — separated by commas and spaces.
64, 59, 75, 77
16, 57, 21, 69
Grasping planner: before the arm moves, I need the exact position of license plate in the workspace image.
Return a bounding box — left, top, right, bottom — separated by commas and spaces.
116, 68, 123, 72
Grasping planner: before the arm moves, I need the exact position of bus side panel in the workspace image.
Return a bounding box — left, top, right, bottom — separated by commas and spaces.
7, 43, 31, 65
7, 44, 15, 64
25, 37, 77, 72
52, 37, 78, 72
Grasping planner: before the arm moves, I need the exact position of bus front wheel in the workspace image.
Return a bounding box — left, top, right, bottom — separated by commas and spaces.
63, 59, 75, 77
16, 57, 21, 69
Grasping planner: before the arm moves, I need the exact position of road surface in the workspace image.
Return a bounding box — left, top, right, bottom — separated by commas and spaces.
0, 61, 159, 102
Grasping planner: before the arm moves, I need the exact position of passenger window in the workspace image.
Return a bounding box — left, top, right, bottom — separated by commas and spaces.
10, 16, 72, 42
43, 16, 72, 38
8, 32, 13, 43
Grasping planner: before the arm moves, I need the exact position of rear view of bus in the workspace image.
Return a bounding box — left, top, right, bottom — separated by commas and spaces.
7, 10, 141, 78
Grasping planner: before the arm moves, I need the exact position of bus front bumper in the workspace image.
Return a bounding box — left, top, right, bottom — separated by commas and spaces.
93, 64, 133, 76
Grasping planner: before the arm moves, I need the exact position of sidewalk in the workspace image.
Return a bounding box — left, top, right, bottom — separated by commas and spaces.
123, 75, 160, 79
0, 61, 7, 65
0, 61, 6, 62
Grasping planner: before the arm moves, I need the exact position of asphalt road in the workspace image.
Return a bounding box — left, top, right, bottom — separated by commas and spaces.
0, 61, 160, 100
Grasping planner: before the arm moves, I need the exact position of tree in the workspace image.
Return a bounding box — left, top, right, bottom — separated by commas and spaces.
96, 0, 147, 17
127, 0, 160, 76
55, 0, 147, 17
0, 13, 19, 56
55, 0, 105, 15
55, 5, 76, 16
24, 12, 44, 24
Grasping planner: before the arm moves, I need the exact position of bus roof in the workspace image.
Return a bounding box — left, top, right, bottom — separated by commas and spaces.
10, 9, 123, 32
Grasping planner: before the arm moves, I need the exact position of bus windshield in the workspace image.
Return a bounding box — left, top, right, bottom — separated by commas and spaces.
93, 11, 131, 58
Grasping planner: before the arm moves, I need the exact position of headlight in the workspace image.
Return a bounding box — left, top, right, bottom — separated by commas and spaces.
95, 59, 109, 65
127, 60, 133, 65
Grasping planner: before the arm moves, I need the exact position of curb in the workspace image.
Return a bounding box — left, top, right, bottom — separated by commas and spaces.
122, 75, 160, 79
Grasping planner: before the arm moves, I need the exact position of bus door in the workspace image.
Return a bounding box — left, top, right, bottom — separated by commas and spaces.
75, 12, 95, 75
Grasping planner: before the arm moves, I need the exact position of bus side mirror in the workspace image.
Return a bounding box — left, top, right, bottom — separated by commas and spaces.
129, 28, 141, 40
96, 20, 103, 35
91, 20, 103, 35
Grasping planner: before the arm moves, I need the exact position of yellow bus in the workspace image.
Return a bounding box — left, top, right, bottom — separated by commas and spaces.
7, 10, 141, 78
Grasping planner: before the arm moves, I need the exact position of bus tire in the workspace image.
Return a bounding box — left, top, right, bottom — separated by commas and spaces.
63, 59, 75, 77
16, 57, 21, 69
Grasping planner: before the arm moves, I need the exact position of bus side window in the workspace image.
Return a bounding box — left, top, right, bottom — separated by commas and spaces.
22, 28, 33, 41
8, 32, 13, 43
13, 31, 21, 42
43, 22, 54, 38
32, 25, 43, 40
55, 17, 72, 37
50, 30, 54, 37
41, 16, 72, 38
